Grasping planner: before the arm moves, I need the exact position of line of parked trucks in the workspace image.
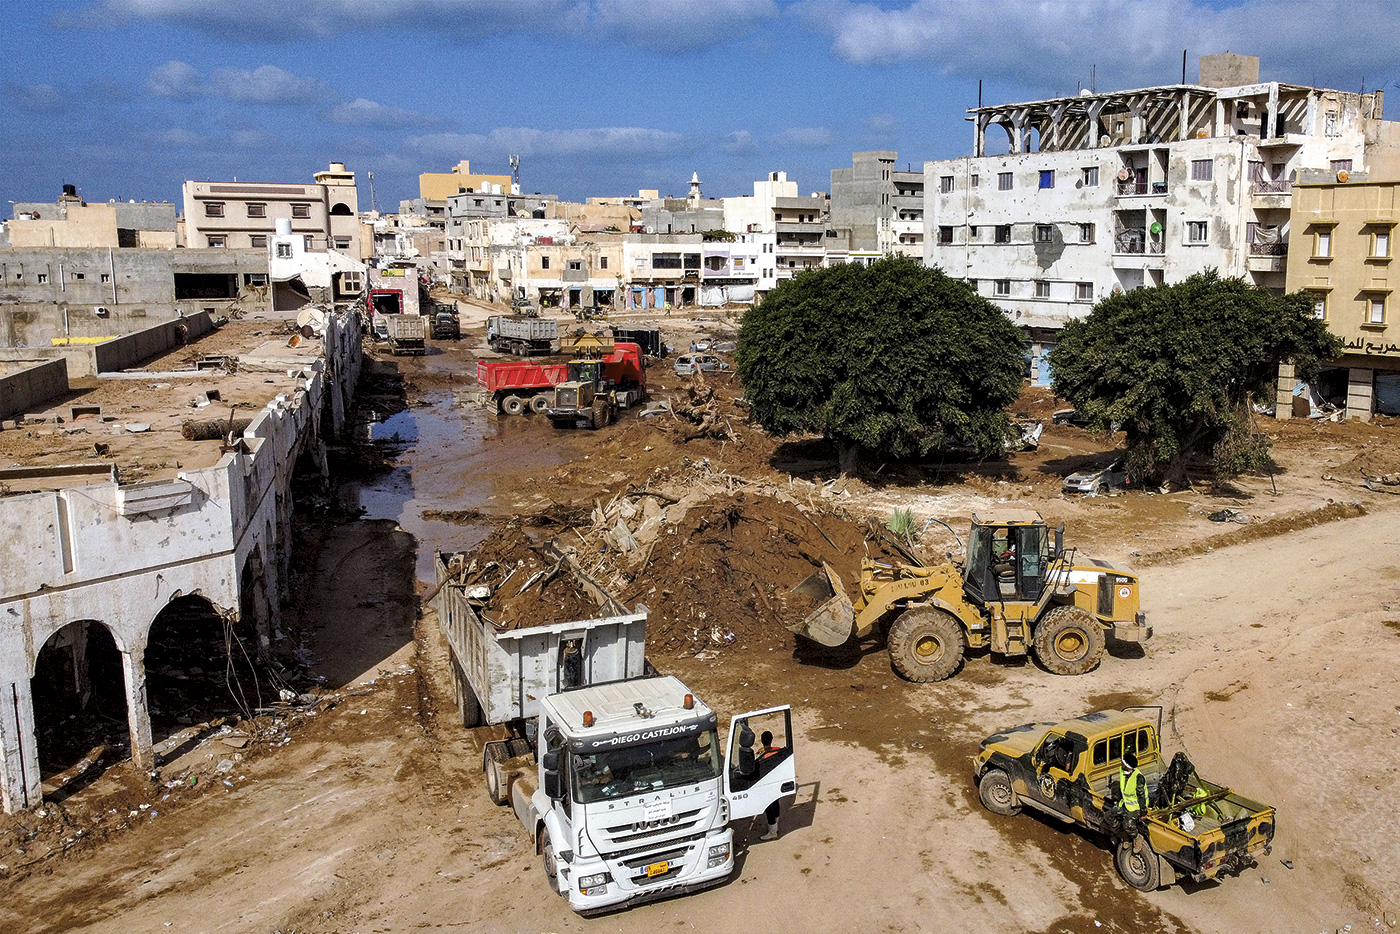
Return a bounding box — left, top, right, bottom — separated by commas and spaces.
431, 510, 1275, 918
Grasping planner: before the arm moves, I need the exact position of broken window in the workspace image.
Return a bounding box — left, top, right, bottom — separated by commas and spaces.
938, 226, 954, 245
1035, 280, 1051, 298
204, 201, 225, 217
1077, 282, 1093, 301
1191, 159, 1213, 181
247, 202, 267, 218
1325, 111, 1339, 136
1078, 223, 1095, 243
291, 203, 311, 219
1038, 170, 1054, 189
998, 172, 1013, 191
1034, 225, 1054, 243
968, 226, 979, 240
541, 257, 550, 270
117, 228, 138, 247
940, 175, 954, 193
1081, 166, 1099, 187
1307, 290, 1328, 319
1187, 221, 1208, 243
994, 279, 1010, 296
995, 225, 1012, 244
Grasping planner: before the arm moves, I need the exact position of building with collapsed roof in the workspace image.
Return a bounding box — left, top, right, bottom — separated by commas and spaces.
923, 52, 1400, 383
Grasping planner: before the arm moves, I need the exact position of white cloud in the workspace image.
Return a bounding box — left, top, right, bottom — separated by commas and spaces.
326, 98, 434, 129
153, 127, 206, 147
797, 0, 1400, 94
774, 126, 833, 148
866, 113, 897, 134
147, 60, 203, 98
591, 0, 777, 50
210, 65, 330, 105
407, 125, 690, 160
723, 129, 757, 155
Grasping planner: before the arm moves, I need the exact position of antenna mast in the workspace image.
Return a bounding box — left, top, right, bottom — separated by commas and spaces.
367, 170, 379, 214
510, 154, 520, 195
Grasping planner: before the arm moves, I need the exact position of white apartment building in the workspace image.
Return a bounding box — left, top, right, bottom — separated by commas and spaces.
925, 53, 1400, 375
182, 162, 361, 255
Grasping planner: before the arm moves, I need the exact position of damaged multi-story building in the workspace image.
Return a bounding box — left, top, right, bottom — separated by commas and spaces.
924, 52, 1400, 381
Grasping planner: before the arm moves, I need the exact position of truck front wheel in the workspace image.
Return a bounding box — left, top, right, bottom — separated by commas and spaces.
1115, 836, 1162, 891
887, 607, 965, 682
1034, 606, 1106, 676
542, 836, 560, 893
485, 758, 508, 806
977, 769, 1021, 816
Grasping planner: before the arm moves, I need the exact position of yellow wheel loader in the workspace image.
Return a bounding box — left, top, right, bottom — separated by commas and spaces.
788, 509, 1151, 682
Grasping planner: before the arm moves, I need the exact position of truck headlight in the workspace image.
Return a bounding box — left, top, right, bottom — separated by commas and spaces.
707, 843, 731, 868
579, 872, 611, 893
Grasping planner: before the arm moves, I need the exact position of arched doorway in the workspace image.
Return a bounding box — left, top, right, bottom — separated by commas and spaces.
145, 595, 263, 744
30, 620, 128, 777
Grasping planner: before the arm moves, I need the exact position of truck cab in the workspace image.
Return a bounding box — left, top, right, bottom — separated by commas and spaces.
498, 676, 795, 916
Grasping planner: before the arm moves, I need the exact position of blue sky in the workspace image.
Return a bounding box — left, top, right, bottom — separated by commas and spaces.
3, 0, 1398, 212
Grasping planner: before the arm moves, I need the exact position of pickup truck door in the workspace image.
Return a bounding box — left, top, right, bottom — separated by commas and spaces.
1026, 732, 1078, 817
723, 705, 797, 820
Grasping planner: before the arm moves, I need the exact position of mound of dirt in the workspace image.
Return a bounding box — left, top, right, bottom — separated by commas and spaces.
458, 522, 602, 629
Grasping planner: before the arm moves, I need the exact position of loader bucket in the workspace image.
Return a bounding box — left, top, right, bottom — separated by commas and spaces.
786, 563, 856, 647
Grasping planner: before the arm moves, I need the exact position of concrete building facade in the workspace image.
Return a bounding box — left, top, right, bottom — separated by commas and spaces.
1276, 178, 1400, 420
418, 160, 513, 201
830, 151, 925, 256
9, 186, 177, 250
182, 162, 361, 255
924, 53, 1400, 375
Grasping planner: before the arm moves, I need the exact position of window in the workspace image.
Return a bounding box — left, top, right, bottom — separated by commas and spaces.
276, 243, 293, 258
541, 256, 550, 270
994, 279, 1010, 296
247, 203, 267, 218
1078, 223, 1095, 243
333, 238, 350, 250
250, 234, 268, 248
1371, 227, 1391, 258
938, 226, 954, 245
997, 172, 1013, 191
1034, 225, 1055, 243
291, 203, 311, 219
774, 213, 783, 222
207, 235, 226, 248
599, 256, 608, 270
1330, 159, 1353, 175
303, 235, 314, 250
1187, 221, 1208, 243
970, 174, 979, 188
995, 225, 1012, 244
1367, 294, 1387, 325
37, 273, 49, 284
968, 226, 979, 240
1077, 282, 1094, 301
1314, 228, 1333, 258
1035, 280, 1051, 298
1307, 290, 1327, 319
1082, 166, 1099, 187
1325, 111, 1339, 136
1038, 170, 1054, 189
653, 253, 682, 269
100, 273, 110, 283
74, 272, 84, 280
204, 202, 225, 217
568, 260, 583, 271
940, 175, 954, 193
1191, 159, 1213, 181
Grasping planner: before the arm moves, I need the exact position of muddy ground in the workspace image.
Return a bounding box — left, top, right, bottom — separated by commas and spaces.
3, 304, 1399, 934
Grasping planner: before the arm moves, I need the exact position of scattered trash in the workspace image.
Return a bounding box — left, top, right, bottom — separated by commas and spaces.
1281, 858, 1294, 869
1207, 509, 1250, 523
213, 759, 235, 775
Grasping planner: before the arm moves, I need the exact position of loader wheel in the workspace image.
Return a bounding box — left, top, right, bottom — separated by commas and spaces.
1115, 836, 1161, 891
978, 769, 1021, 816
887, 607, 965, 682
1034, 606, 1106, 676
529, 394, 550, 414
502, 395, 526, 416
590, 397, 609, 430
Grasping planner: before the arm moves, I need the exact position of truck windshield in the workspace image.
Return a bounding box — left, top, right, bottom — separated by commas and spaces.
571, 729, 721, 804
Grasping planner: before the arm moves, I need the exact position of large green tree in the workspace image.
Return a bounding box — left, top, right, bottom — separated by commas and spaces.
1048, 271, 1342, 485
736, 255, 1025, 472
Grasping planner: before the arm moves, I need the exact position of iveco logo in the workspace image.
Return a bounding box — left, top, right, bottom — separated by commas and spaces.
631, 815, 681, 832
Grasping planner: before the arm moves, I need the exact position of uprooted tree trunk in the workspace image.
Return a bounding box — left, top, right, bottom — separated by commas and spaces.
836, 440, 860, 476
673, 382, 740, 442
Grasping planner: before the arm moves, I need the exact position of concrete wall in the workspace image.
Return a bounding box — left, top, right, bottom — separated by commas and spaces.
0, 306, 362, 812
0, 310, 214, 378
0, 358, 68, 420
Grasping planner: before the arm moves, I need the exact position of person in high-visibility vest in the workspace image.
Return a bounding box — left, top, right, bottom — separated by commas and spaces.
1190, 783, 1211, 817
757, 730, 783, 841
1118, 751, 1149, 814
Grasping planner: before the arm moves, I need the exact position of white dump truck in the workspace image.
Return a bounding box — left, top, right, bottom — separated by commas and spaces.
434, 550, 797, 916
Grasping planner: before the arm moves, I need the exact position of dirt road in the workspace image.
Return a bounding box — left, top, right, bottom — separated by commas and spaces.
3, 332, 1398, 934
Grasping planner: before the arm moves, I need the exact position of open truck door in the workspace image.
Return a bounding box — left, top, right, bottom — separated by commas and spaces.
724, 705, 797, 820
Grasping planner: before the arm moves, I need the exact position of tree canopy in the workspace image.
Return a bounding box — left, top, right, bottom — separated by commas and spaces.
1048, 271, 1342, 484
735, 255, 1025, 469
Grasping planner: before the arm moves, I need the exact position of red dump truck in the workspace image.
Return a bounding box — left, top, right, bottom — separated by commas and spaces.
476, 341, 646, 416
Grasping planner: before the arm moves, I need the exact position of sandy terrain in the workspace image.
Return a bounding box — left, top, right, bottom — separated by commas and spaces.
3, 310, 1398, 934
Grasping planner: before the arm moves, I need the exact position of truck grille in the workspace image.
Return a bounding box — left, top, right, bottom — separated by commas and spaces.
599, 808, 705, 848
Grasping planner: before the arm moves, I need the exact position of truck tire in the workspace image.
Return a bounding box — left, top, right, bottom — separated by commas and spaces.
1115, 836, 1162, 891
485, 758, 509, 806
529, 394, 550, 414
590, 397, 609, 430
1034, 606, 1107, 676
542, 836, 560, 892
977, 769, 1021, 816
502, 395, 526, 416
887, 607, 965, 682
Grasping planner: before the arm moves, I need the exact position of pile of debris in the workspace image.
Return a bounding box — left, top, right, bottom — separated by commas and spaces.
668, 379, 742, 443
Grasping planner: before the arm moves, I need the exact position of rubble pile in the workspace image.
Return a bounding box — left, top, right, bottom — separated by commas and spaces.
668, 379, 742, 443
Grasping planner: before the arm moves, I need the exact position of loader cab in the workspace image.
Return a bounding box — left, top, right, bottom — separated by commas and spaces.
964, 510, 1051, 605
568, 359, 605, 385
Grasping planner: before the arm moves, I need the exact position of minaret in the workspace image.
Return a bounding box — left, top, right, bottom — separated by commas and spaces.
687, 171, 702, 208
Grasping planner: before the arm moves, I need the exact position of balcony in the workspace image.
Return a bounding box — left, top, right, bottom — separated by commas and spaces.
1247, 240, 1288, 273
1116, 179, 1168, 198
1112, 231, 1165, 269
1252, 179, 1292, 195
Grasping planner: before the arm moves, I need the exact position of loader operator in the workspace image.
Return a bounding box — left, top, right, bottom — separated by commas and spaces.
992, 529, 1017, 595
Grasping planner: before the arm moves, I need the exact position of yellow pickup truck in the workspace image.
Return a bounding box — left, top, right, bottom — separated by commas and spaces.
972, 708, 1275, 890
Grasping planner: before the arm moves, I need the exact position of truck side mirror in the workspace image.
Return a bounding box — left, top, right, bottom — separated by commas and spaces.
1055, 524, 1065, 558
543, 769, 563, 800
541, 749, 560, 771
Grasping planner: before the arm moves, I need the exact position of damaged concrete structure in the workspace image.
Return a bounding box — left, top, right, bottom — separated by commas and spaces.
0, 309, 363, 812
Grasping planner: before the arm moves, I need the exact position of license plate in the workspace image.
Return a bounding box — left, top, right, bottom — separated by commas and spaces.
645, 860, 669, 878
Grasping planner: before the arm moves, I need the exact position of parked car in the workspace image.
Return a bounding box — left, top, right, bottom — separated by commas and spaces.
1062, 458, 1130, 494
674, 353, 730, 376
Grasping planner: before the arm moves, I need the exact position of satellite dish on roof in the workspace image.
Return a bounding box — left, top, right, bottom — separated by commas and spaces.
296, 308, 328, 335
1117, 168, 1130, 182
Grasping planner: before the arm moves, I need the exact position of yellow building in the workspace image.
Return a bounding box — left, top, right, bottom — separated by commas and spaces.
419, 160, 512, 201
1279, 178, 1400, 420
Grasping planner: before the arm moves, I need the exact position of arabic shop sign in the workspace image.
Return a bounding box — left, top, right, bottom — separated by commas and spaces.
1341, 335, 1400, 356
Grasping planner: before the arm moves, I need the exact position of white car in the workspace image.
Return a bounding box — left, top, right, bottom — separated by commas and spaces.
674, 353, 730, 376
